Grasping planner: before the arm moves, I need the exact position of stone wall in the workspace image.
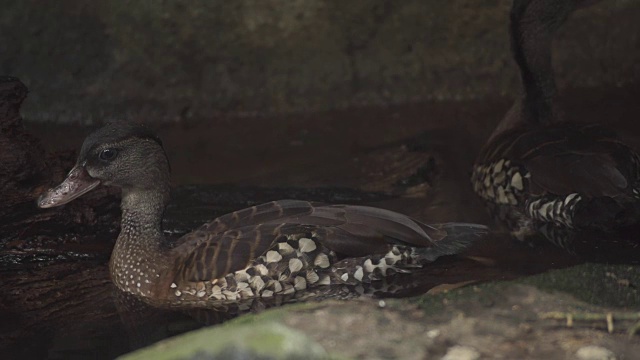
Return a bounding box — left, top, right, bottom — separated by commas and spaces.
1, 0, 639, 123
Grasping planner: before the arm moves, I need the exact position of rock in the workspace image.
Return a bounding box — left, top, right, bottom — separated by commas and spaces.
576, 346, 617, 360
0, 76, 47, 204
118, 319, 327, 360
441, 345, 480, 360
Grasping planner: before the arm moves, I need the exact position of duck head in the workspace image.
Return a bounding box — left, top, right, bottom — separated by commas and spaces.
38, 122, 170, 208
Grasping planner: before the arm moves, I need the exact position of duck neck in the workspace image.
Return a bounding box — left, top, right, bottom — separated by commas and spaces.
490, 0, 579, 141
110, 187, 170, 297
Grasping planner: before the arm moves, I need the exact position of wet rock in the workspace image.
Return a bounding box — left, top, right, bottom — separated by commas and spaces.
576, 346, 617, 360
441, 345, 480, 360
0, 76, 47, 207
118, 320, 327, 360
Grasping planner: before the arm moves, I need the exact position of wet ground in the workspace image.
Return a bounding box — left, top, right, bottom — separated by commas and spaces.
2, 83, 640, 359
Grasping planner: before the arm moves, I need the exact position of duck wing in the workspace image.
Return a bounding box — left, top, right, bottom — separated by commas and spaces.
480, 123, 639, 199
187, 199, 318, 236
168, 200, 487, 283
525, 151, 629, 198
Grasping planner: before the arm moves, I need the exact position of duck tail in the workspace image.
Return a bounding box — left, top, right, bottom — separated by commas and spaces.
413, 222, 489, 263
572, 196, 640, 229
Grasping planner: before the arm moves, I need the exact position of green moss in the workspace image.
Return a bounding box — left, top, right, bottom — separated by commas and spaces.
119, 320, 328, 360
518, 263, 640, 308
118, 302, 347, 360
410, 263, 640, 315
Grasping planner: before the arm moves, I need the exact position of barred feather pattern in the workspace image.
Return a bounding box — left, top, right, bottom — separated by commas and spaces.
525, 193, 582, 228
166, 232, 446, 304
471, 158, 529, 206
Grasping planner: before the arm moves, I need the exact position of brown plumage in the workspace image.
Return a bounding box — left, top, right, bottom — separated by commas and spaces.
38, 122, 487, 306
476, 123, 640, 200
472, 0, 640, 233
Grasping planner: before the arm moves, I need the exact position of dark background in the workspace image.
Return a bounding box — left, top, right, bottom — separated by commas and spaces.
2, 0, 640, 222
1, 0, 639, 123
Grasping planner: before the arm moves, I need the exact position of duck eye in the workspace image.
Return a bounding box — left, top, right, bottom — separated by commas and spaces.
99, 148, 118, 161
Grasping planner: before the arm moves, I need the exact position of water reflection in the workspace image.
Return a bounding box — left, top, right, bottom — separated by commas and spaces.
482, 201, 640, 265
523, 223, 640, 265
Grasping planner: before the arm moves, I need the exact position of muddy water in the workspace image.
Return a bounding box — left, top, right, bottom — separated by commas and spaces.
3, 84, 640, 359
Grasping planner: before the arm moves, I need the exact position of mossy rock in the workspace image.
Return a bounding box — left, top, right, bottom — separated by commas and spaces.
119, 306, 339, 360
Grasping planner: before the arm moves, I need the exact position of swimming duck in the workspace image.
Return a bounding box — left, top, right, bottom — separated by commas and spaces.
472, 0, 640, 236
38, 123, 487, 305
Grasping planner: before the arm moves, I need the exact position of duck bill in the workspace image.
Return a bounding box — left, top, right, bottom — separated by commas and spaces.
37, 165, 101, 208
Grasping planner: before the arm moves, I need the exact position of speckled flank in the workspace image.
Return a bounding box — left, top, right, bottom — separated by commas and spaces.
168, 233, 332, 302
526, 193, 582, 228
168, 233, 425, 303
332, 246, 417, 284
473, 160, 586, 228
471, 159, 529, 206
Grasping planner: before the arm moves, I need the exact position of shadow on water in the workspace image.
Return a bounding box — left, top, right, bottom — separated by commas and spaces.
2, 183, 639, 359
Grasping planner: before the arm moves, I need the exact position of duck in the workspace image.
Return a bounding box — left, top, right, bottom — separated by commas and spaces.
472, 0, 640, 237
37, 122, 487, 306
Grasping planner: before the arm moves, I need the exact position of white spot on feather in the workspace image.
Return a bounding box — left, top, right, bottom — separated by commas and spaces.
255, 264, 269, 276
294, 276, 307, 290
266, 250, 283, 263
496, 186, 508, 204
564, 193, 579, 205
223, 290, 237, 301
384, 250, 402, 264
282, 283, 295, 295
211, 285, 221, 295
278, 242, 295, 255
298, 238, 317, 252
511, 172, 524, 190
250, 276, 265, 292
289, 258, 303, 273
314, 253, 330, 268
234, 270, 249, 282
363, 259, 375, 273
354, 266, 364, 281
306, 271, 319, 284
